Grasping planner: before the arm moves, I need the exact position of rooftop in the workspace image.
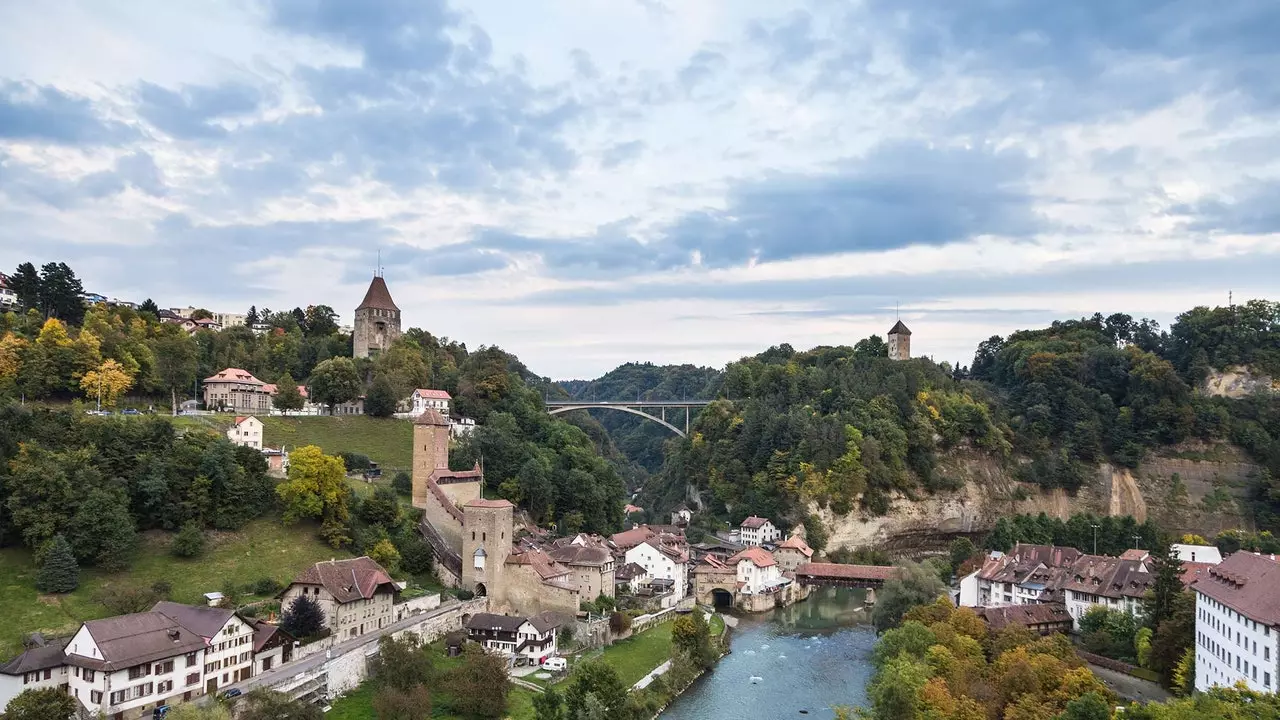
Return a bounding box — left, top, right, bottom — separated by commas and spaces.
288, 556, 396, 604
1193, 551, 1280, 625
151, 601, 237, 639
740, 515, 771, 529
414, 388, 452, 400
203, 368, 265, 385
888, 319, 912, 335
69, 612, 209, 672
356, 275, 400, 312
728, 546, 778, 568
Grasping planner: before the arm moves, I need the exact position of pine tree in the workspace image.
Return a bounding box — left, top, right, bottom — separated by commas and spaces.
139, 298, 160, 317
171, 521, 206, 558
281, 594, 325, 638
1143, 543, 1183, 629
273, 373, 305, 413
35, 534, 79, 593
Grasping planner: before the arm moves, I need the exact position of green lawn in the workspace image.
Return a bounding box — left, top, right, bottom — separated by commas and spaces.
0, 519, 349, 659
597, 620, 675, 687
171, 414, 415, 471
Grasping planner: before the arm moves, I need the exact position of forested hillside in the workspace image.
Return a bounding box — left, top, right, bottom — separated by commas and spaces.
638, 301, 1280, 534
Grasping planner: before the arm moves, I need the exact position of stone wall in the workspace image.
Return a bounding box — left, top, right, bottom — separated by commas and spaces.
495, 565, 580, 617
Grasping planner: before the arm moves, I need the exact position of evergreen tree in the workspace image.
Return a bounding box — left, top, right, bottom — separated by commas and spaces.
138, 298, 160, 317
246, 305, 259, 325
392, 471, 412, 496
35, 534, 79, 593
365, 374, 399, 417
66, 485, 137, 571
531, 686, 564, 720
9, 262, 42, 313
273, 372, 306, 413
281, 594, 325, 638
171, 521, 206, 558
38, 261, 86, 324
1143, 543, 1184, 629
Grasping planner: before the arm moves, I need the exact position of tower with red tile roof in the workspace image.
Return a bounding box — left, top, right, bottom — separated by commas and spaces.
353, 274, 401, 358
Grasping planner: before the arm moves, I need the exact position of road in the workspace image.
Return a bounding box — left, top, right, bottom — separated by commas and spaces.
1085, 662, 1172, 704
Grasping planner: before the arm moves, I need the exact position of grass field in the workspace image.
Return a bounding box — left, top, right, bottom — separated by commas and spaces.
0, 519, 348, 659
597, 619, 675, 688
170, 414, 415, 471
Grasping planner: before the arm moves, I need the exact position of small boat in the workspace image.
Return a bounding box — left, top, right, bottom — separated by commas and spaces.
749, 676, 764, 684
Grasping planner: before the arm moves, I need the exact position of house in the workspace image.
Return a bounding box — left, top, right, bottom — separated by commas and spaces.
465, 612, 563, 665
278, 557, 398, 641
449, 416, 477, 437
547, 534, 616, 600
0, 636, 70, 711
670, 504, 692, 527
1192, 551, 1280, 693
689, 539, 747, 565
727, 547, 788, 596
152, 602, 255, 689
774, 535, 814, 573
410, 389, 452, 416
614, 562, 649, 594
179, 317, 222, 334
202, 369, 272, 414
65, 611, 210, 717
248, 620, 294, 675
226, 416, 263, 449
262, 447, 288, 476
1173, 544, 1223, 565
515, 612, 562, 665
958, 545, 1082, 608
0, 272, 16, 308
976, 603, 1073, 636
1060, 553, 1155, 625
624, 538, 689, 608
739, 516, 781, 546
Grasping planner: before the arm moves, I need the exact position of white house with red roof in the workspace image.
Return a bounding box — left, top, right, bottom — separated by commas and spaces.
728, 547, 787, 595
739, 516, 781, 546
410, 388, 452, 416
775, 535, 814, 572
624, 536, 690, 608
226, 416, 263, 449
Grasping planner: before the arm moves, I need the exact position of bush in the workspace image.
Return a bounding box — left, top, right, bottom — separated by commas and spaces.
395, 533, 434, 575
35, 534, 79, 594
392, 471, 412, 496
171, 521, 205, 558
338, 452, 372, 472
609, 611, 632, 634
151, 580, 173, 598
252, 577, 283, 595
99, 586, 160, 615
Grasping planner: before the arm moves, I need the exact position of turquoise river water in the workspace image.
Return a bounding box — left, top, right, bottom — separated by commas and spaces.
660, 588, 876, 720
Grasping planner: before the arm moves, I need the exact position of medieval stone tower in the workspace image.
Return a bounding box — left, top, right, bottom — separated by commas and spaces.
461, 499, 514, 598
411, 410, 452, 508
888, 319, 912, 361
353, 275, 401, 358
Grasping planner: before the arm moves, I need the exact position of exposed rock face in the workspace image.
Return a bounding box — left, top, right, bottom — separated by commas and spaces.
816, 443, 1262, 554
1203, 366, 1277, 399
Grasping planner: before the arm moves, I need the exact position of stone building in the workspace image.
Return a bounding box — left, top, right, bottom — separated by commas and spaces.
888, 320, 911, 361
774, 535, 814, 573
278, 557, 398, 641
547, 534, 617, 600
353, 275, 401, 358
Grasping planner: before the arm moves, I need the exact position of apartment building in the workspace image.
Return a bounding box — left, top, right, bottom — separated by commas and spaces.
1193, 551, 1280, 694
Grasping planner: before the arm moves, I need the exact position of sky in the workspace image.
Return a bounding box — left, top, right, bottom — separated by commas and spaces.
1, 0, 1278, 380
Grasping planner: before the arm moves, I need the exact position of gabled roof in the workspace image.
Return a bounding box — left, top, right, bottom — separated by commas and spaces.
466, 613, 525, 633
0, 637, 70, 675
249, 619, 294, 653
357, 276, 400, 312
1193, 552, 1280, 625
412, 409, 450, 426
976, 602, 1071, 632
888, 320, 911, 335
289, 557, 396, 604
413, 389, 452, 400
548, 536, 613, 567
69, 612, 208, 671
777, 535, 814, 558
728, 547, 778, 568
152, 601, 239, 639
611, 525, 657, 550
615, 562, 648, 580
203, 368, 264, 385
526, 611, 566, 634
740, 516, 771, 529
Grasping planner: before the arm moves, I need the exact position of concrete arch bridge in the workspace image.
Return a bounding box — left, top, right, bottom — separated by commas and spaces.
545, 400, 714, 438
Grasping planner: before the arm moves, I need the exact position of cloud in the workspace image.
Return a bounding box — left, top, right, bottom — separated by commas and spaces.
600, 140, 645, 169
0, 81, 136, 145
747, 11, 820, 70
678, 50, 727, 92
1170, 178, 1280, 235
135, 81, 266, 139
268, 0, 458, 72
0, 150, 166, 209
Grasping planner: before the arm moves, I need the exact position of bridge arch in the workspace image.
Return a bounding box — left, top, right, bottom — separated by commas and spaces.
547, 404, 687, 437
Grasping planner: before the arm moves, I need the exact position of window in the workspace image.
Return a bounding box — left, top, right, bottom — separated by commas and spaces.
90, 690, 102, 704
186, 673, 199, 687
155, 660, 173, 675
1267, 672, 1272, 687
158, 680, 173, 694
128, 665, 148, 680
185, 653, 197, 668
83, 669, 95, 682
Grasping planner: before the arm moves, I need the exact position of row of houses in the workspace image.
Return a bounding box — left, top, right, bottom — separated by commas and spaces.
0, 556, 409, 718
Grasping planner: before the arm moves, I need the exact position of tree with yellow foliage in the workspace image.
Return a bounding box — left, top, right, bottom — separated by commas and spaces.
79, 358, 134, 409
0, 332, 26, 392
276, 445, 351, 547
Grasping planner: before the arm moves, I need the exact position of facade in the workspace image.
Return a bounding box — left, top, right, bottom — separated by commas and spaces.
226, 416, 263, 449
975, 603, 1073, 636
152, 602, 254, 691
353, 276, 401, 359
728, 547, 786, 596
248, 620, 293, 675
547, 534, 616, 600
1173, 544, 1223, 565
670, 504, 692, 527
202, 368, 272, 413
0, 637, 69, 711
774, 535, 814, 573
279, 557, 398, 641
410, 389, 452, 416
1193, 551, 1280, 693
887, 320, 911, 361
464, 613, 561, 664
625, 540, 689, 608
65, 611, 210, 718
739, 516, 781, 546
614, 562, 649, 594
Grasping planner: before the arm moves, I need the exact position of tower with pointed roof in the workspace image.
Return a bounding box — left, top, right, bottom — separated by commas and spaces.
888, 319, 911, 361
353, 275, 401, 358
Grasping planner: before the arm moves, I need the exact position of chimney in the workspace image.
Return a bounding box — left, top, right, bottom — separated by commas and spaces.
168, 630, 180, 641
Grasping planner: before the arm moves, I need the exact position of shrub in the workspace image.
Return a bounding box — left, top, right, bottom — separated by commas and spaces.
609, 611, 632, 634
392, 471, 412, 496
35, 534, 79, 594
99, 586, 160, 614
252, 577, 283, 596
151, 580, 173, 599
338, 452, 372, 472
396, 534, 434, 575
171, 521, 205, 558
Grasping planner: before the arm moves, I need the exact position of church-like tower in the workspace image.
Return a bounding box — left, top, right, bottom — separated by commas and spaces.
888, 319, 912, 361
353, 275, 401, 358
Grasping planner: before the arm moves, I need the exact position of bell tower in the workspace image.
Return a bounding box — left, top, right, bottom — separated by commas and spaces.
353, 275, 402, 359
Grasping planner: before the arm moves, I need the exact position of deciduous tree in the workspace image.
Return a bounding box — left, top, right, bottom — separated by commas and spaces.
79, 358, 134, 409
151, 331, 198, 415
276, 445, 350, 530
309, 357, 361, 414
445, 644, 509, 719
273, 372, 305, 413
4, 687, 79, 720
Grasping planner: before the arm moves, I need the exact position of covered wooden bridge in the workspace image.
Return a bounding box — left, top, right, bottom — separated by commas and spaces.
794, 562, 900, 589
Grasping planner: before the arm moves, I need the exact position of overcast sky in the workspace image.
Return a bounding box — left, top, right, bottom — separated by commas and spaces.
2, 1, 1278, 379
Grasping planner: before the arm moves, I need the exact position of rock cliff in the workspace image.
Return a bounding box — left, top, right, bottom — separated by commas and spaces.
1202, 365, 1277, 398
815, 442, 1261, 554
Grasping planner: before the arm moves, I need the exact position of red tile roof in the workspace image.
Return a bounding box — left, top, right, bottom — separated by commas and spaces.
414, 389, 452, 400
1193, 552, 1280, 625
413, 409, 450, 426
778, 535, 813, 558
728, 547, 777, 568
357, 276, 399, 312
290, 557, 396, 605
611, 525, 657, 550
740, 515, 771, 529
203, 368, 264, 385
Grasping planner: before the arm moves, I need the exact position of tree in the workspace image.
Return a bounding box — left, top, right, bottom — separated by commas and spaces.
369, 538, 401, 574
9, 262, 41, 313
172, 521, 205, 558
445, 644, 509, 719
365, 374, 399, 417
396, 533, 433, 575
373, 686, 431, 720
39, 261, 86, 324
238, 689, 323, 720
872, 561, 947, 632
672, 610, 715, 669
273, 372, 305, 413
531, 686, 565, 720
1143, 543, 1184, 630
35, 534, 79, 593
1150, 590, 1196, 680
369, 634, 435, 692
1135, 627, 1153, 669
152, 332, 198, 415
304, 305, 340, 337
246, 305, 259, 325
4, 687, 79, 720
139, 298, 160, 317
281, 594, 325, 638
79, 358, 134, 409
361, 486, 401, 527
309, 357, 361, 414
949, 537, 977, 575
189, 308, 213, 320
564, 661, 627, 720
1059, 692, 1110, 720
392, 470, 412, 496
853, 335, 889, 358
65, 485, 136, 570
276, 445, 350, 528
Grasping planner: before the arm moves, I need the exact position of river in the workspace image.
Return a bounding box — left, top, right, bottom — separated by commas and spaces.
660, 588, 877, 719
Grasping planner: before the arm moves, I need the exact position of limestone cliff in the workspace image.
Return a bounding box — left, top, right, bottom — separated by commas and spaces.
1202, 365, 1277, 398
815, 442, 1262, 554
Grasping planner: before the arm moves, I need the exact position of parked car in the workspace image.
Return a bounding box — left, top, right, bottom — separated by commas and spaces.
121, 408, 141, 415
220, 688, 242, 699
152, 707, 170, 719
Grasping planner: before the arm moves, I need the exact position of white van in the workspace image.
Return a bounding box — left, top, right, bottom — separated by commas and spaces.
542, 657, 567, 672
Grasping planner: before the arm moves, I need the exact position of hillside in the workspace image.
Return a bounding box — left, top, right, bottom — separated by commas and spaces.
178, 414, 415, 471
